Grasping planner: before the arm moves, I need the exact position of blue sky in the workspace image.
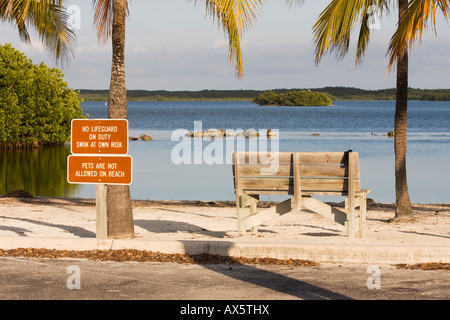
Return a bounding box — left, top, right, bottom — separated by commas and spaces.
2, 0, 450, 91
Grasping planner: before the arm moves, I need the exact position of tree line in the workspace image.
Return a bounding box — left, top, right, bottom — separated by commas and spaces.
78, 87, 450, 102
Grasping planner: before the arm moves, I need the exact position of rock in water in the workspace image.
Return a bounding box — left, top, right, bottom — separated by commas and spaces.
267, 129, 277, 138
140, 134, 153, 141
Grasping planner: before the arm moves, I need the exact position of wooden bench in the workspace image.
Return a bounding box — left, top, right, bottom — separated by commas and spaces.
232, 151, 370, 238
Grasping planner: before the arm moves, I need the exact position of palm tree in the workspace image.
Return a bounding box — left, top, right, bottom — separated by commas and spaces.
395, 0, 413, 222
387, 0, 450, 215
0, 0, 76, 64
91, 0, 266, 238
313, 0, 414, 221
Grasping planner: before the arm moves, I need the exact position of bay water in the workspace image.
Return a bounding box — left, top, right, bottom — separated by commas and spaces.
2, 100, 449, 203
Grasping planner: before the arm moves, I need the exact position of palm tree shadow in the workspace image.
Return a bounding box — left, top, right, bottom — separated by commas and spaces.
0, 216, 95, 238
203, 264, 352, 300
0, 225, 31, 237
135, 219, 227, 238
182, 241, 353, 300
400, 230, 450, 240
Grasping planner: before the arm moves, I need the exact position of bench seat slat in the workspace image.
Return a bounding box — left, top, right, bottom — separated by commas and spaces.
242, 190, 348, 196
241, 177, 361, 193
236, 152, 293, 165
298, 152, 358, 165
237, 163, 360, 178
237, 152, 358, 165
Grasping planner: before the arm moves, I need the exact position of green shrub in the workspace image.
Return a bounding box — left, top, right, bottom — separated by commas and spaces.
0, 44, 84, 148
252, 90, 333, 106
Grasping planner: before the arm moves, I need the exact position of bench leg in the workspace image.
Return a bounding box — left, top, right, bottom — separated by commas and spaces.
359, 193, 367, 238
345, 194, 368, 238
236, 199, 245, 235
346, 199, 356, 238
250, 202, 258, 233
237, 194, 259, 235
240, 198, 292, 234
240, 200, 259, 233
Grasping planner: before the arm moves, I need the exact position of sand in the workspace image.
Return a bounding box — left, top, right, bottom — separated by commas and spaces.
0, 197, 449, 250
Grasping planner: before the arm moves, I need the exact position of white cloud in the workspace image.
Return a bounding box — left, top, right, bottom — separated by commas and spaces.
133, 46, 146, 53
211, 38, 227, 49
17, 38, 46, 53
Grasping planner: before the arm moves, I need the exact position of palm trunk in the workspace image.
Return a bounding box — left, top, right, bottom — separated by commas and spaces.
105, 0, 134, 238
394, 0, 413, 221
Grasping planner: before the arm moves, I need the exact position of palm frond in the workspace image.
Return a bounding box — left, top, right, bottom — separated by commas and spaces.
388, 0, 450, 70
0, 0, 77, 65
285, 0, 305, 9
194, 0, 263, 78
313, 0, 388, 66
92, 0, 130, 43
92, 0, 113, 43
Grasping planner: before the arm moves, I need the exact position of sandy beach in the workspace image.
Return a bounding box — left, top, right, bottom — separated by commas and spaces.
0, 196, 449, 264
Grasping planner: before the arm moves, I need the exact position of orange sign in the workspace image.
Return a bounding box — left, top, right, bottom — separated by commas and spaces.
67, 155, 133, 185
71, 119, 128, 155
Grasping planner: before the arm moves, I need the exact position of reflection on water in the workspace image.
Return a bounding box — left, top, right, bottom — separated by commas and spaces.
0, 146, 80, 197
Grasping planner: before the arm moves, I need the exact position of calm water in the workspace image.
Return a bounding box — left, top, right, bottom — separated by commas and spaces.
2, 100, 449, 203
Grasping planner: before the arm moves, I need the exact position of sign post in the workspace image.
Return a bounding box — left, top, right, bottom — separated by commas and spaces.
68, 119, 132, 238
95, 184, 108, 239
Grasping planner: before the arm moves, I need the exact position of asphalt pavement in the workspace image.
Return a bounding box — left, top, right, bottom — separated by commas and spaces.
1, 257, 449, 300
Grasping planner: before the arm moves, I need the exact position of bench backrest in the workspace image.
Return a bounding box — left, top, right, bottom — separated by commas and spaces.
233, 151, 361, 197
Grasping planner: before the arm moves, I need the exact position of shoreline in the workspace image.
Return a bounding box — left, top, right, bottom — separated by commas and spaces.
3, 194, 450, 208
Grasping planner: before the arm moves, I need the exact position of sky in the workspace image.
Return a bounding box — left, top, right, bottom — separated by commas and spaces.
1, 0, 450, 91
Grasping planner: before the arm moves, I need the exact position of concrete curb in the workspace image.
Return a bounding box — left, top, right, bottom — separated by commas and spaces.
1, 236, 448, 264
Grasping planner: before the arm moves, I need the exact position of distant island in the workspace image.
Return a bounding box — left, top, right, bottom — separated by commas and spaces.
77, 87, 450, 102
252, 90, 333, 106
